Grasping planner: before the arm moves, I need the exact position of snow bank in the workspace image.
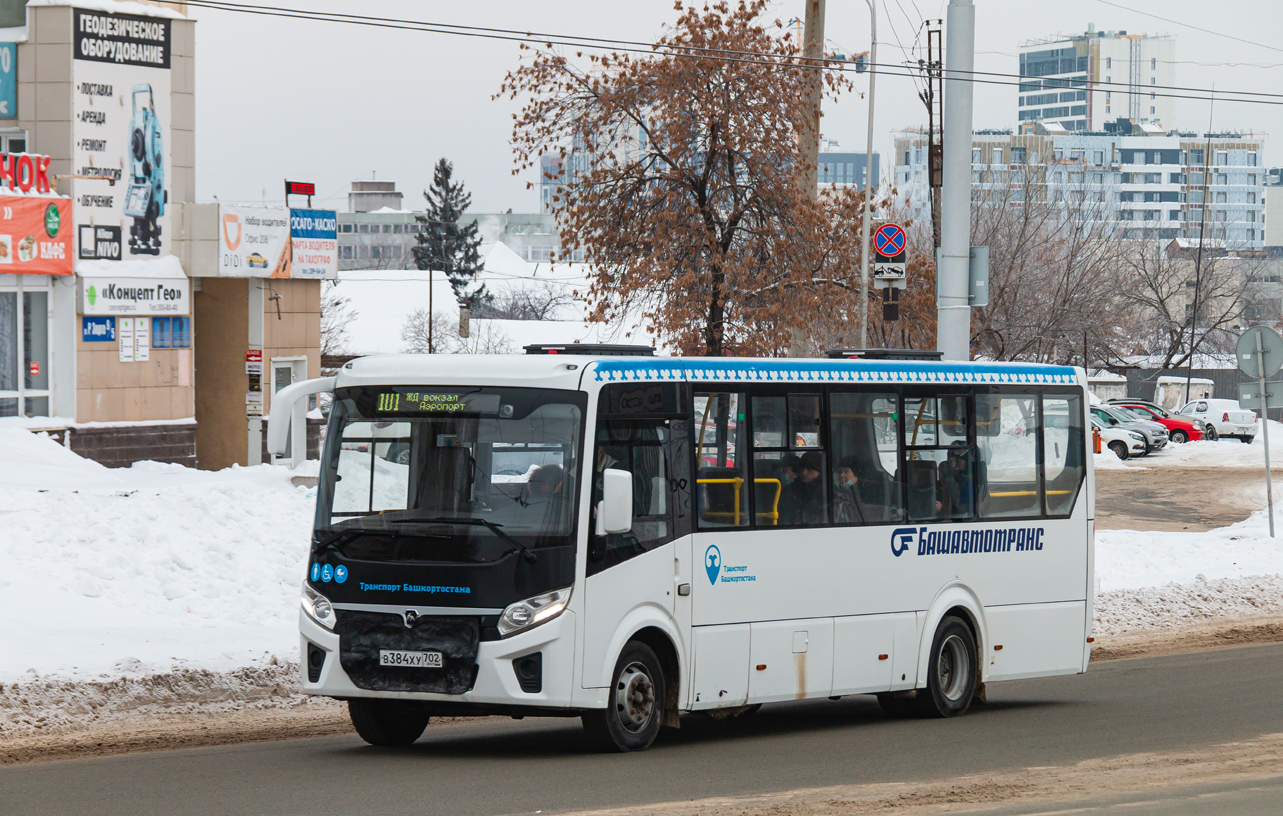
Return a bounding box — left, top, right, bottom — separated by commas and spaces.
0, 429, 314, 683
1108, 419, 1283, 469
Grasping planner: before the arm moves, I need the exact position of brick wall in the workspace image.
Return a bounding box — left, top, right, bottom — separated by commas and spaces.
67, 423, 197, 469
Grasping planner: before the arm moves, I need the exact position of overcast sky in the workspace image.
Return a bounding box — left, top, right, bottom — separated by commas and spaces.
192, 0, 1283, 214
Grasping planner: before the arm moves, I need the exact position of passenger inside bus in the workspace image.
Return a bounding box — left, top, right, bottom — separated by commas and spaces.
779, 451, 826, 525
833, 461, 878, 524
938, 442, 986, 519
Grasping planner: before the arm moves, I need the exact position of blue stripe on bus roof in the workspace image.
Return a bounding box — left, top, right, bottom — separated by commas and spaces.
589, 359, 1079, 385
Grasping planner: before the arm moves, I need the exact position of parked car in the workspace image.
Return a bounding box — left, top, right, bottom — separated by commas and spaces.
1107, 398, 1206, 443
1091, 404, 1168, 454
1093, 416, 1147, 460
1178, 398, 1258, 444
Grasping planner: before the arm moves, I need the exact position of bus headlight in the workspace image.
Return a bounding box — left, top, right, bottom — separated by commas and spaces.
498, 586, 572, 637
302, 582, 335, 630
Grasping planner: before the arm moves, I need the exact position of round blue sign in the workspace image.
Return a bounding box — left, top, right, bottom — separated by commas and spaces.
320, 564, 334, 583
310, 563, 320, 582
874, 223, 906, 257
334, 565, 348, 584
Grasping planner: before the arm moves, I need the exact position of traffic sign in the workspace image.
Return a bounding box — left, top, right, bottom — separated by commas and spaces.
1236, 326, 1283, 379
1238, 381, 1283, 411
874, 223, 906, 260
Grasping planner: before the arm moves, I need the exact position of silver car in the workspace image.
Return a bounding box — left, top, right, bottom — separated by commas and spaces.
1091, 404, 1168, 454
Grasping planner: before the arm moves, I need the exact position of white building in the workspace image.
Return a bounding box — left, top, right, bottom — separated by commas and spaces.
1019, 26, 1175, 132
893, 124, 1265, 248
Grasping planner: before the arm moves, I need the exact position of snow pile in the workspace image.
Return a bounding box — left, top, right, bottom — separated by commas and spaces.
1095, 574, 1283, 635
0, 427, 314, 683
1109, 419, 1283, 469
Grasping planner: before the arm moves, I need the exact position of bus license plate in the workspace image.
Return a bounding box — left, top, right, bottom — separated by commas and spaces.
379, 650, 443, 668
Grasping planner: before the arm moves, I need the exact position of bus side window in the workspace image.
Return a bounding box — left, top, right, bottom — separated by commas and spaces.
829, 391, 903, 525
1043, 394, 1085, 517
904, 395, 975, 522
589, 418, 677, 575
975, 393, 1036, 519
695, 391, 750, 528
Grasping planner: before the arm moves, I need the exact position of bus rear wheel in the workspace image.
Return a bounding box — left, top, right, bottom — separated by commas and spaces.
582, 641, 665, 752
348, 699, 430, 746
916, 616, 978, 718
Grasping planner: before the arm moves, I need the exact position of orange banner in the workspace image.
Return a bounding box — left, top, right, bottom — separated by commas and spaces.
0, 196, 73, 275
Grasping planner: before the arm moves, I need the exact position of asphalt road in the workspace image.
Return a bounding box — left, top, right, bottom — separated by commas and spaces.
7, 644, 1283, 816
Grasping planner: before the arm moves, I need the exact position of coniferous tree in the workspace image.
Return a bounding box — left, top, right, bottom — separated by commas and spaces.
413, 158, 487, 304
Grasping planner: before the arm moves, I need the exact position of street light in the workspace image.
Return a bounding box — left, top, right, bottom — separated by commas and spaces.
857, 0, 877, 349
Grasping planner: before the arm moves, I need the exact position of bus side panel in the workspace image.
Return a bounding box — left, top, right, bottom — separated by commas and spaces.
984, 601, 1087, 681
691, 624, 750, 709
579, 543, 681, 690
831, 613, 898, 694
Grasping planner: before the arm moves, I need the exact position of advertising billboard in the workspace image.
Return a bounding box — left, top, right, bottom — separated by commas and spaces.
218, 204, 291, 277
72, 7, 172, 261
289, 208, 337, 278
0, 195, 73, 275
0, 43, 15, 119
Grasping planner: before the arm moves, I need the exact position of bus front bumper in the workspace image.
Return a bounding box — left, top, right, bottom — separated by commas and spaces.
298, 608, 579, 708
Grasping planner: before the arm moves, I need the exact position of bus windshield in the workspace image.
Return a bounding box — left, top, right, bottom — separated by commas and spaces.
315, 386, 586, 563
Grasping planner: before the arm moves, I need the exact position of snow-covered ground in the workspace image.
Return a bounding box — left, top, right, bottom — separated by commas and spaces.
3, 423, 1283, 686
1094, 419, 1283, 469
0, 425, 314, 683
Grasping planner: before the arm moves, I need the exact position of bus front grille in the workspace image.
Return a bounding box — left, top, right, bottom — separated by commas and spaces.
336, 611, 480, 694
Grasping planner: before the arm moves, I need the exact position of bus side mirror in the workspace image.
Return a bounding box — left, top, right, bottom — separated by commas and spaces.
596, 468, 633, 536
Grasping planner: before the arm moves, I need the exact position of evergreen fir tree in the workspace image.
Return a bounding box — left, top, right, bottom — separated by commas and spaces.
412, 158, 487, 304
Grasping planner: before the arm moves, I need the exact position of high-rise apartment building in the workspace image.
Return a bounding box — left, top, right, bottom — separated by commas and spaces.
893, 124, 1265, 249
1018, 26, 1175, 132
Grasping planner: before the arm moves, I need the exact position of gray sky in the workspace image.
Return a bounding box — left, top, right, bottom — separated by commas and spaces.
193, 0, 1283, 214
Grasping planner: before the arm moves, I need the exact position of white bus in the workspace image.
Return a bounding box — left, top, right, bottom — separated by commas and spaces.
269, 346, 1094, 752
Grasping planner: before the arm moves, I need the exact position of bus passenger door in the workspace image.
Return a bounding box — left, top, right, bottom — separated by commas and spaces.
581, 410, 690, 690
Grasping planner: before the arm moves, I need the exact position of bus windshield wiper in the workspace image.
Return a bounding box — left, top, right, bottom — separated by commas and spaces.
313, 527, 400, 556
383, 516, 541, 563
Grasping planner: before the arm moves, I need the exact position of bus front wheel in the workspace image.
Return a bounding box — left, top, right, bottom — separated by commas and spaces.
348, 699, 430, 746
582, 641, 666, 752
916, 615, 978, 718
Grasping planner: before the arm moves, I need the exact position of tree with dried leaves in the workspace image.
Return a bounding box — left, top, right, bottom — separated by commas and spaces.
499, 1, 860, 356
473, 282, 575, 321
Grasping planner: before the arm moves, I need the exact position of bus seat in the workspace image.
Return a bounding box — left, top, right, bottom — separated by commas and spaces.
905, 459, 940, 520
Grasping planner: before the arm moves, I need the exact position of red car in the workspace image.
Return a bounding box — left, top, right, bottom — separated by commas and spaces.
1107, 399, 1204, 443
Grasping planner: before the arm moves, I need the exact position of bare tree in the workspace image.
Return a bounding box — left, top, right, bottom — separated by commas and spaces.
1115, 243, 1251, 368
400, 308, 514, 354
473, 282, 574, 320
320, 280, 357, 356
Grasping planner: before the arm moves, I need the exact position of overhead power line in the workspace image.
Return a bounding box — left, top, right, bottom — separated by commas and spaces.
1091, 0, 1283, 55
178, 0, 1283, 108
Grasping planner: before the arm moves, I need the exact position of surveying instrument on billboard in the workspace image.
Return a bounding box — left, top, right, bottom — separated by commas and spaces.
872, 222, 907, 320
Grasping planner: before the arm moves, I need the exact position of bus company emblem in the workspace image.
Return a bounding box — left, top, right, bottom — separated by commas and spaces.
403, 610, 419, 628
890, 527, 916, 557
704, 545, 721, 585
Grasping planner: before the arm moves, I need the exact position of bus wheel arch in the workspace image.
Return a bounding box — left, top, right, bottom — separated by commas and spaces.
917, 586, 987, 688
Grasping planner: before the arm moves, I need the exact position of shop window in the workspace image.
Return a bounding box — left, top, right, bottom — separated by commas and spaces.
151, 316, 190, 349
0, 285, 51, 417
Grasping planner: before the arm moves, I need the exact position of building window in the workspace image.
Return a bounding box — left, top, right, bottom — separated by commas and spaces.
340, 224, 352, 233
970, 147, 981, 164
340, 246, 353, 259
992, 148, 1003, 164
1192, 149, 1205, 166
1249, 229, 1256, 241
358, 224, 369, 233
1216, 174, 1228, 186
1106, 57, 1112, 69
150, 317, 191, 349
1011, 147, 1027, 164
1150, 76, 1156, 84
1249, 152, 1259, 167
1215, 151, 1228, 166
1248, 192, 1257, 204
1248, 211, 1256, 222
393, 224, 403, 234
1105, 106, 1110, 113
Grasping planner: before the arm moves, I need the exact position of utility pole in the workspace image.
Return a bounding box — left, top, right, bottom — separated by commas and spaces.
920, 21, 944, 248
1185, 98, 1215, 403
857, 0, 876, 348
937, 0, 975, 360
800, 0, 826, 195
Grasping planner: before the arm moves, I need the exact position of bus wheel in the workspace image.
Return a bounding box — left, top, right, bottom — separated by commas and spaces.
582, 641, 665, 752
348, 699, 430, 746
916, 616, 978, 718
